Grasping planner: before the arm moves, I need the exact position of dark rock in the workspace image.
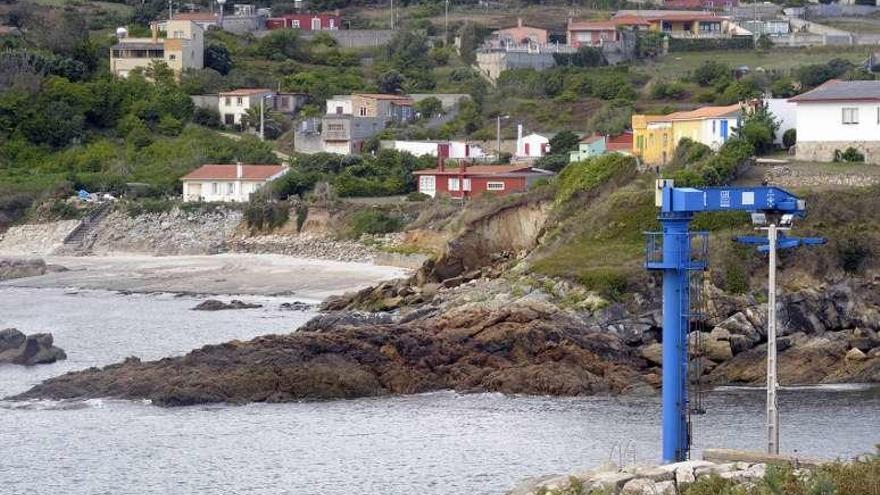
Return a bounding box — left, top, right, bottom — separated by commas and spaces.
299, 311, 394, 332
192, 299, 262, 311
0, 329, 66, 366
0, 328, 26, 352
279, 302, 313, 311
0, 258, 47, 281
729, 334, 753, 355
12, 302, 649, 406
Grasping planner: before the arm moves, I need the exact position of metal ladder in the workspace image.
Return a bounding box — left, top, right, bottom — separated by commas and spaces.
682, 242, 708, 459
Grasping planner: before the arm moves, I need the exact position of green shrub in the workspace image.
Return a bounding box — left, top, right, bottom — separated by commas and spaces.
834, 147, 865, 163
837, 236, 871, 274
406, 191, 430, 202
125, 198, 175, 217
782, 128, 796, 149
650, 80, 687, 99
244, 199, 289, 231
555, 154, 638, 205
346, 210, 403, 238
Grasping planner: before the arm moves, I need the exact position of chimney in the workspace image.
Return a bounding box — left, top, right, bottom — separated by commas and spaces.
236, 161, 243, 179
516, 124, 523, 155
517, 17, 523, 27
151, 23, 159, 43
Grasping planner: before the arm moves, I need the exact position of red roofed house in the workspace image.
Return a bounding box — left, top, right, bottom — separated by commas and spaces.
265, 13, 340, 31
567, 18, 649, 48
611, 10, 750, 38
181, 163, 287, 202
413, 162, 554, 199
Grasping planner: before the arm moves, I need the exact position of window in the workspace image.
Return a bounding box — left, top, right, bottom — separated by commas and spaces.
168, 54, 176, 61
842, 107, 859, 125
448, 178, 460, 191
172, 30, 184, 38
712, 121, 716, 134
462, 178, 472, 191
211, 182, 219, 194
292, 19, 300, 28
227, 183, 235, 195
358, 107, 367, 117
225, 97, 231, 106
487, 182, 505, 191
327, 124, 344, 131
236, 97, 243, 106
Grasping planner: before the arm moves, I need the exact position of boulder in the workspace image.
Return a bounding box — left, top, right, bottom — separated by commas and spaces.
621, 478, 675, 495
729, 334, 753, 355
279, 302, 312, 311
845, 348, 868, 362
641, 343, 663, 366
0, 328, 26, 352
0, 329, 66, 366
717, 312, 761, 342
192, 299, 262, 311
709, 326, 731, 341
0, 257, 47, 281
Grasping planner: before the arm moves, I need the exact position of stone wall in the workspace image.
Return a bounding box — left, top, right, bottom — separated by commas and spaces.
796, 141, 880, 164
0, 220, 80, 255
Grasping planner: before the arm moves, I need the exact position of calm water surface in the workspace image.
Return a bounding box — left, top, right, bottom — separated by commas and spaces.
1, 287, 878, 495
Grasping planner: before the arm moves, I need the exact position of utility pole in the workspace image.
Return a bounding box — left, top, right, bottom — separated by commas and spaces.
390, 0, 394, 30
168, 0, 173, 20
445, 0, 450, 43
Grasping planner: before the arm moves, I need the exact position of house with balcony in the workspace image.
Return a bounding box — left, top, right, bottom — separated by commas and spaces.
110, 20, 204, 78
612, 10, 751, 38
318, 94, 414, 154
181, 163, 287, 202
485, 18, 550, 50
567, 18, 649, 47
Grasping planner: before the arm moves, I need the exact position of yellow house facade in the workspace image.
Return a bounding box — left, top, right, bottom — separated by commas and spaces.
632, 114, 675, 167
632, 104, 742, 166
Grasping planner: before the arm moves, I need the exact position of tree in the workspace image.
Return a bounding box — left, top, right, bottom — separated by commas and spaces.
770, 77, 797, 98
549, 131, 580, 156
414, 97, 442, 119
693, 61, 730, 87
736, 103, 779, 155
378, 70, 404, 94
205, 43, 232, 75
256, 30, 303, 61
588, 100, 633, 136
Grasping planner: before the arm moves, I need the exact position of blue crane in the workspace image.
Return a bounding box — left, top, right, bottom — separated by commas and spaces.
645, 179, 810, 463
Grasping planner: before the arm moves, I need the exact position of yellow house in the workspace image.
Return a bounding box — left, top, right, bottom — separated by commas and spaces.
633, 104, 742, 166
632, 114, 676, 167
110, 20, 204, 78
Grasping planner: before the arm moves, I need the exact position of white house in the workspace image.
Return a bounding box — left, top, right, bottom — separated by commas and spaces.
381, 140, 487, 159
218, 88, 275, 127
181, 163, 287, 202
790, 80, 880, 163
765, 98, 797, 147
515, 125, 550, 158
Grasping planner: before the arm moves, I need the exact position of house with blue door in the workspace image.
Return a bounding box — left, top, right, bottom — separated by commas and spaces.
670, 104, 742, 151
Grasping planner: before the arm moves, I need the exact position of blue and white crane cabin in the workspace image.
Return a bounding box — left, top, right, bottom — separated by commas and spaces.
645, 179, 814, 464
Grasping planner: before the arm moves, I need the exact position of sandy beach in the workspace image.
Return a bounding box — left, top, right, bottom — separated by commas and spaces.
0, 253, 409, 299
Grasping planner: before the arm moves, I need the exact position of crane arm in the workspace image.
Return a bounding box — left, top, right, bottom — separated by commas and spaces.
656, 181, 806, 216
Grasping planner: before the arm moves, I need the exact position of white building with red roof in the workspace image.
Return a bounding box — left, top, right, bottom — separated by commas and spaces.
181, 163, 287, 202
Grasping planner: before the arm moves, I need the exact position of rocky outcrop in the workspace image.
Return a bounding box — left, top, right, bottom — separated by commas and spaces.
0, 328, 66, 365
192, 299, 263, 311
0, 258, 47, 280
11, 301, 653, 406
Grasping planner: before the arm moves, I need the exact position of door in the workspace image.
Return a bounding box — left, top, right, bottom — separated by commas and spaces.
419, 175, 436, 198
188, 183, 202, 201
437, 143, 450, 158
311, 17, 321, 30
720, 120, 729, 140
524, 142, 530, 156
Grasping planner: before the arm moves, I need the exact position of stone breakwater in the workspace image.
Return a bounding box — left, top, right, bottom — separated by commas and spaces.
80, 208, 242, 255
508, 455, 812, 495
228, 234, 379, 263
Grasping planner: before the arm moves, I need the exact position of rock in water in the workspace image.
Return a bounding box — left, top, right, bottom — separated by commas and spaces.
0, 329, 67, 365
191, 299, 262, 311
279, 302, 313, 311
0, 258, 47, 281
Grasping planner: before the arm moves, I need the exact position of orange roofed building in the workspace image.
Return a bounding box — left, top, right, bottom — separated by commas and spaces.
181, 163, 287, 202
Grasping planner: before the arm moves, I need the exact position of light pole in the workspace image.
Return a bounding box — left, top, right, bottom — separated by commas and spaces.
259, 93, 273, 141
217, 0, 226, 28
496, 114, 509, 159
736, 213, 824, 456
